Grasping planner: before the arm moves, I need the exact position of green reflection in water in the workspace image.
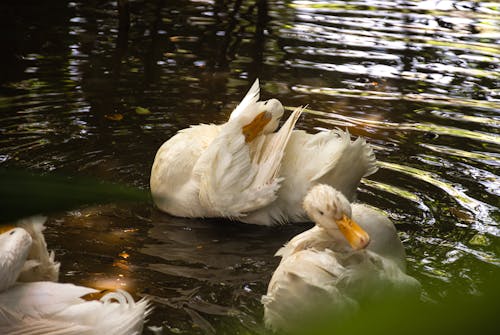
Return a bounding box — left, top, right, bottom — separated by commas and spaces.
378, 161, 496, 228
415, 235, 499, 266
362, 178, 421, 203
292, 86, 500, 112
420, 143, 500, 165
291, 105, 500, 145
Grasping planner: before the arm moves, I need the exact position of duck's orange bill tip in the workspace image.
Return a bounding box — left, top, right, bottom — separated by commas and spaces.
0, 225, 16, 234
242, 111, 272, 142
336, 214, 370, 250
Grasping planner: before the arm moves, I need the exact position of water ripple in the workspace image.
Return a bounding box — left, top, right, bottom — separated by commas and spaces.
291, 105, 500, 144
379, 161, 498, 235
1, 1, 499, 333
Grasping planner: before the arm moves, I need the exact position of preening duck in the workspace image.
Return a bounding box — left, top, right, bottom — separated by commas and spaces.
150, 80, 378, 225
0, 216, 150, 335
262, 184, 421, 332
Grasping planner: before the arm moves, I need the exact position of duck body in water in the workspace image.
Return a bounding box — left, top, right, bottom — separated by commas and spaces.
262, 185, 421, 332
0, 216, 150, 335
150, 80, 377, 225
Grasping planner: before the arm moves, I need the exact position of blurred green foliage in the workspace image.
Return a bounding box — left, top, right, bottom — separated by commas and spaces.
277, 272, 499, 335
0, 169, 149, 223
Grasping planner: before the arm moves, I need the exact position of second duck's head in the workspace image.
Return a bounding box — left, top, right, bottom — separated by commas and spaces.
303, 184, 370, 250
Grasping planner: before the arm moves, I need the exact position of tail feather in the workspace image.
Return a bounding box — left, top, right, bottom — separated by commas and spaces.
0, 289, 151, 335
312, 129, 378, 201
97, 290, 151, 335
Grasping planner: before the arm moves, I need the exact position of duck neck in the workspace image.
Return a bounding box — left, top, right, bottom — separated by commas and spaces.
320, 226, 352, 252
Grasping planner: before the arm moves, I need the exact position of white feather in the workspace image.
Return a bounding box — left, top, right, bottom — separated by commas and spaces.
229, 78, 260, 120
0, 219, 151, 335
0, 228, 32, 292
0, 283, 151, 335
16, 216, 60, 282
194, 107, 303, 217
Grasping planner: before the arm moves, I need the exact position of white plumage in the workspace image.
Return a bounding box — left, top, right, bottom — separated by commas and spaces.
150, 79, 378, 225
15, 216, 60, 283
0, 216, 151, 335
262, 185, 420, 332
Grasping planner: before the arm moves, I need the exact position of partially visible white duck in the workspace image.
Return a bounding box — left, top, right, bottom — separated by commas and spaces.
13, 216, 60, 283
0, 217, 150, 335
150, 80, 377, 225
262, 185, 420, 332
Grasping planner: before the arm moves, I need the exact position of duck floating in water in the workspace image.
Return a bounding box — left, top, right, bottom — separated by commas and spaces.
151, 80, 378, 225
261, 184, 421, 332
0, 216, 150, 335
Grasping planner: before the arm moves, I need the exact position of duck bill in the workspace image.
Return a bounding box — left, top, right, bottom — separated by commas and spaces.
336, 215, 370, 250
0, 225, 16, 234
242, 111, 272, 142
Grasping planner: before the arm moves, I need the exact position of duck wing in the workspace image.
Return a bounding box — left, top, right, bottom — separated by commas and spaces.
262, 249, 357, 332
194, 107, 303, 219
0, 313, 90, 335
336, 250, 421, 301
229, 79, 260, 121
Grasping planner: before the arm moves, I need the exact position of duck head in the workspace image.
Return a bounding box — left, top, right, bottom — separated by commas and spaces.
229, 79, 284, 141
303, 184, 370, 250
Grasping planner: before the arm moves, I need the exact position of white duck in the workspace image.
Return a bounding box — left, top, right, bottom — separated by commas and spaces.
0, 216, 150, 335
262, 184, 421, 332
150, 80, 377, 225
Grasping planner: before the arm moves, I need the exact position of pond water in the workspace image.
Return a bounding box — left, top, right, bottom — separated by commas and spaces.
1, 0, 499, 333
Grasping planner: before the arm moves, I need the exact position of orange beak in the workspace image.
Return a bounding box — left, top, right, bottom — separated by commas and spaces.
0, 225, 16, 234
336, 214, 370, 250
242, 111, 272, 142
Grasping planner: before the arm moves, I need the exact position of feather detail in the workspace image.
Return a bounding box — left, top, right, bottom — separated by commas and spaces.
16, 216, 60, 283
195, 107, 303, 217
252, 106, 304, 185
262, 249, 358, 332
0, 282, 151, 335
311, 129, 378, 201
229, 79, 260, 120
0, 227, 32, 292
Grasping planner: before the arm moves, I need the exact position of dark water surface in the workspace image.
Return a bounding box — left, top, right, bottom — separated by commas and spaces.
1, 0, 499, 333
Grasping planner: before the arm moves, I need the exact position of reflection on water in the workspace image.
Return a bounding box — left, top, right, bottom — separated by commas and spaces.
0, 0, 499, 333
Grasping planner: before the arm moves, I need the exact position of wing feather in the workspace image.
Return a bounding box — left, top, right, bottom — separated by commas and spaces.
229, 79, 260, 120
195, 107, 303, 218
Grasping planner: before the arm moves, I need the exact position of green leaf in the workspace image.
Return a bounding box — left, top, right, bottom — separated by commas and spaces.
469, 233, 491, 246
135, 106, 151, 115
0, 169, 150, 223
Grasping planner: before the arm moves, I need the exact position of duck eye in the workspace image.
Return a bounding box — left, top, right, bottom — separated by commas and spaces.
318, 210, 324, 216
